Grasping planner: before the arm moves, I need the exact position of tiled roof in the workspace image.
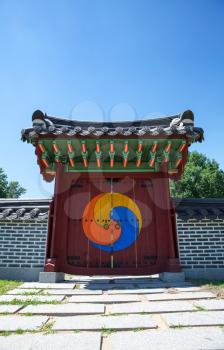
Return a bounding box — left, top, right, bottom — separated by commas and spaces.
21, 109, 204, 142
0, 198, 223, 221
0, 199, 50, 221
174, 198, 224, 220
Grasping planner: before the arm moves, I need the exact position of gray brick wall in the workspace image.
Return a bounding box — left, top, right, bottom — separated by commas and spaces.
0, 217, 223, 271
0, 221, 47, 269
177, 218, 224, 270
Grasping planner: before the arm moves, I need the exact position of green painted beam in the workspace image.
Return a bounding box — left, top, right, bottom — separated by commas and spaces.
36, 138, 187, 173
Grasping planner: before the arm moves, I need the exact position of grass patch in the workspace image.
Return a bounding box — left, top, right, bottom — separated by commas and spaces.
0, 321, 55, 337
0, 329, 28, 337
195, 305, 206, 311
200, 280, 224, 288
101, 327, 117, 336
196, 280, 224, 297
0, 331, 12, 337
206, 281, 224, 289
103, 313, 126, 317
20, 313, 34, 316
39, 320, 55, 334
0, 299, 62, 306
20, 289, 50, 296
133, 328, 145, 332
73, 329, 80, 333
0, 280, 22, 295
20, 291, 41, 296
15, 329, 26, 335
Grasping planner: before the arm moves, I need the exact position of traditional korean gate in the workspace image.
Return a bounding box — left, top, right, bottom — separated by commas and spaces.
63, 176, 159, 275
22, 109, 203, 277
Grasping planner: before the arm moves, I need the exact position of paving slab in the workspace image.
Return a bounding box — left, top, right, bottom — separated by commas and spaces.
19, 303, 105, 315
108, 327, 224, 350
107, 288, 166, 295
162, 311, 224, 327
53, 314, 157, 330
66, 279, 92, 283
9, 288, 103, 296
86, 279, 111, 284
80, 283, 136, 290
88, 276, 113, 280
41, 289, 103, 295
109, 275, 152, 280
113, 279, 143, 284
68, 294, 140, 303
139, 282, 193, 288
108, 300, 196, 314
174, 286, 202, 292
0, 305, 23, 314
146, 291, 215, 301
136, 283, 168, 288
6, 288, 42, 295
66, 275, 94, 281
167, 282, 193, 286
18, 282, 76, 289
0, 295, 64, 302
194, 299, 224, 310
0, 332, 101, 350
0, 315, 48, 331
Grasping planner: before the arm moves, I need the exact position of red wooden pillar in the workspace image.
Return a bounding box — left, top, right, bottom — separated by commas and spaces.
152, 176, 181, 273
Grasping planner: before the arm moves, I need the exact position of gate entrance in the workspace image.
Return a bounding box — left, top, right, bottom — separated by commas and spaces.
22, 109, 204, 276
66, 177, 157, 273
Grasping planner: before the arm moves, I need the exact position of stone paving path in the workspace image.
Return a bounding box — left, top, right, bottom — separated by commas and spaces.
0, 276, 223, 349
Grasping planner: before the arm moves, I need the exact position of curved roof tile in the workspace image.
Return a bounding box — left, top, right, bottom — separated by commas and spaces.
21, 110, 204, 142
0, 198, 224, 221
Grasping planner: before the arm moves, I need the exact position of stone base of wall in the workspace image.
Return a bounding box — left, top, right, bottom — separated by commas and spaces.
183, 268, 224, 281
1, 268, 223, 283
0, 268, 43, 282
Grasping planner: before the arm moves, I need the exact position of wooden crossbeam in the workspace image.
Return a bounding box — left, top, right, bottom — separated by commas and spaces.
81, 141, 88, 167
52, 142, 59, 153
149, 157, 155, 167
163, 141, 172, 163
41, 158, 49, 168
165, 142, 172, 153
67, 141, 75, 167
37, 142, 45, 153
95, 141, 101, 168
41, 150, 49, 168
179, 141, 187, 152
151, 142, 158, 153
176, 158, 182, 167
149, 142, 158, 167
124, 141, 128, 153
67, 141, 73, 153
123, 141, 129, 168
109, 141, 115, 168
137, 141, 143, 152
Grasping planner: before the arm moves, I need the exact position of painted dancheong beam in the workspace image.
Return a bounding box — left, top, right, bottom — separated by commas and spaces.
35, 138, 188, 174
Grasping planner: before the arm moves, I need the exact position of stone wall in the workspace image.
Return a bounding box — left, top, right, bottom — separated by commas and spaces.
0, 198, 224, 281
0, 220, 47, 281
177, 218, 224, 280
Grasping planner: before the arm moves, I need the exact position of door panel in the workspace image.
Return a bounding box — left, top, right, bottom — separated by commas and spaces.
66, 177, 158, 271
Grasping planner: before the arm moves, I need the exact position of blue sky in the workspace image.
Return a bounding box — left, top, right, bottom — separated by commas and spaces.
0, 0, 223, 198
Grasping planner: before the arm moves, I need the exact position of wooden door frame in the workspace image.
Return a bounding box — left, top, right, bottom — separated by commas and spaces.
44, 164, 181, 275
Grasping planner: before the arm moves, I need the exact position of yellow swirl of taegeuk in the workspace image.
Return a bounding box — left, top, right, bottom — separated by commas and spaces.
93, 192, 142, 233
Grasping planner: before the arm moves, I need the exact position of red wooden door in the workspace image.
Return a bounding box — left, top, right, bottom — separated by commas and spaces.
65, 176, 158, 274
